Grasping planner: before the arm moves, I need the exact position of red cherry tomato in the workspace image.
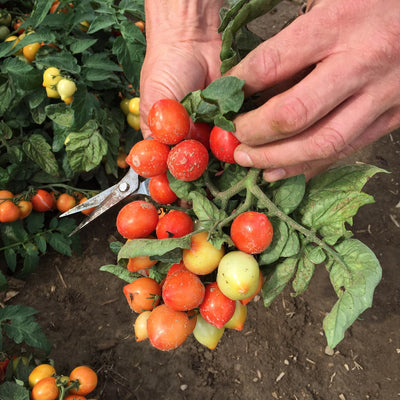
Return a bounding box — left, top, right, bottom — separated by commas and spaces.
0, 200, 20, 223
148, 99, 190, 145
123, 277, 161, 313
116, 200, 159, 239
186, 121, 212, 150
167, 139, 209, 182
126, 139, 170, 178
147, 304, 190, 350
156, 210, 194, 239
230, 211, 273, 254
209, 126, 241, 164
31, 189, 54, 212
148, 173, 178, 204
162, 269, 205, 311
166, 261, 187, 277
199, 282, 236, 329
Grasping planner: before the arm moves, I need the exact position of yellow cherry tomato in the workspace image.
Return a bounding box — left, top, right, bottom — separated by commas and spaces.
23, 42, 41, 63
28, 363, 56, 387
128, 97, 140, 115
46, 86, 60, 99
43, 67, 61, 88
56, 78, 77, 100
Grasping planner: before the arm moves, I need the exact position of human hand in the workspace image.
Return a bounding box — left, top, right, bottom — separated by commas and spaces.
140, 0, 223, 138
226, 0, 400, 181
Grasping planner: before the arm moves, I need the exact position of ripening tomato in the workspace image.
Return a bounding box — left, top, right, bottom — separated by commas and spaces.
31, 376, 59, 400
166, 261, 187, 277
167, 139, 209, 182
182, 231, 225, 275
216, 251, 260, 301
0, 200, 20, 223
193, 313, 225, 350
162, 270, 205, 311
134, 310, 151, 342
224, 301, 247, 331
241, 270, 263, 305
128, 97, 140, 115
29, 364, 56, 387
0, 190, 13, 200
209, 126, 241, 164
64, 395, 87, 400
156, 210, 193, 239
199, 282, 236, 329
147, 304, 190, 351
23, 42, 41, 63
56, 193, 76, 213
185, 121, 212, 150
78, 197, 96, 216
120, 98, 130, 115
69, 366, 97, 396
17, 199, 33, 219
148, 173, 178, 204
126, 236, 158, 272
186, 309, 197, 335
117, 150, 129, 169
126, 113, 140, 130
230, 211, 273, 254
148, 99, 190, 145
134, 20, 145, 32
31, 189, 54, 212
13, 19, 25, 34
123, 277, 161, 313
126, 139, 170, 178
116, 200, 159, 239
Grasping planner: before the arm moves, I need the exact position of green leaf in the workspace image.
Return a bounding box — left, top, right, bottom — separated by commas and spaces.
272, 174, 306, 214
34, 235, 47, 254
0, 221, 28, 246
35, 51, 81, 75
2, 58, 42, 91
0, 305, 51, 354
0, 271, 8, 291
167, 171, 207, 201
100, 265, 141, 283
28, 0, 53, 28
87, 14, 116, 33
189, 192, 227, 231
70, 84, 97, 131
65, 120, 108, 172
298, 164, 387, 245
118, 236, 192, 261
70, 38, 98, 54
0, 381, 30, 400
110, 241, 124, 255
262, 257, 298, 307
291, 256, 315, 296
26, 211, 45, 234
258, 218, 289, 265
19, 243, 40, 278
280, 230, 300, 258
323, 239, 382, 348
4, 248, 17, 272
46, 232, 72, 257
22, 134, 59, 176
46, 103, 74, 127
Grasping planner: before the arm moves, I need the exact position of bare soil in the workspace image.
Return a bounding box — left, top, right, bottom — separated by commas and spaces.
4, 2, 400, 399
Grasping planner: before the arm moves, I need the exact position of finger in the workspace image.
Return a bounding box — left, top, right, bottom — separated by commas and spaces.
225, 8, 335, 96
233, 51, 370, 146
261, 106, 400, 182
233, 89, 386, 169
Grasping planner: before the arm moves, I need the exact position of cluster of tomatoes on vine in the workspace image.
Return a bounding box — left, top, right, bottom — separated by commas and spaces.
0, 189, 94, 224
114, 98, 274, 351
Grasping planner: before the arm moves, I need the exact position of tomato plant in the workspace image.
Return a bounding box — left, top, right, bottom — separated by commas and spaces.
230, 211, 273, 254
123, 277, 161, 313
126, 139, 170, 178
116, 200, 159, 240
156, 210, 194, 239
147, 304, 190, 351
148, 99, 190, 145
167, 139, 209, 181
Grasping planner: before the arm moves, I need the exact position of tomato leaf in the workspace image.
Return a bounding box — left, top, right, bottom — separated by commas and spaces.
262, 256, 298, 307
271, 174, 306, 214
298, 164, 387, 245
0, 381, 30, 400
118, 236, 192, 261
28, 0, 53, 28
258, 218, 289, 265
167, 171, 207, 201
65, 120, 108, 172
323, 239, 382, 348
0, 305, 51, 354
22, 134, 60, 176
100, 264, 142, 283
19, 243, 40, 279
291, 255, 316, 296
35, 51, 81, 74
46, 103, 74, 127
0, 271, 7, 291
45, 232, 72, 257
280, 230, 300, 258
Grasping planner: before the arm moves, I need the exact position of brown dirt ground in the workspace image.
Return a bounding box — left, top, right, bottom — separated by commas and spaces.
3, 2, 400, 399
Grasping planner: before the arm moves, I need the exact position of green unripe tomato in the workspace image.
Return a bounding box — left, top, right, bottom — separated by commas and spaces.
216, 251, 260, 301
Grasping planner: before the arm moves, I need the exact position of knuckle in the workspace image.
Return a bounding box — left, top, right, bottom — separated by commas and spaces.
249, 45, 281, 86
307, 127, 347, 160
271, 96, 309, 135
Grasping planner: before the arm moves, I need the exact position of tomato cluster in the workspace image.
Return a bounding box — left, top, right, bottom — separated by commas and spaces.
28, 363, 98, 400
113, 98, 274, 351
42, 67, 77, 105
0, 189, 95, 224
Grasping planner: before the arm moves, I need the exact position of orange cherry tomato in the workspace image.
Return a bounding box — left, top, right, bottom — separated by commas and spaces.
69, 366, 98, 396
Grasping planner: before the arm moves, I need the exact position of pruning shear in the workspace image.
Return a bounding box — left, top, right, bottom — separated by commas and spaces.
60, 168, 150, 236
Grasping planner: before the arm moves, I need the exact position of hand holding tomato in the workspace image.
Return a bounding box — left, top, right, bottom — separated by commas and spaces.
139, 0, 224, 139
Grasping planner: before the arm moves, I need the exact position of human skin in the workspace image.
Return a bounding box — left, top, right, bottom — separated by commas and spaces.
141, 0, 400, 181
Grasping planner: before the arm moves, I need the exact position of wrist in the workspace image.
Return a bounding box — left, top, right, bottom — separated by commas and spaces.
144, 0, 224, 43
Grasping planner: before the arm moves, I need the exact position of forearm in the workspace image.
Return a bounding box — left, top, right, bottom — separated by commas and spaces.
144, 0, 224, 42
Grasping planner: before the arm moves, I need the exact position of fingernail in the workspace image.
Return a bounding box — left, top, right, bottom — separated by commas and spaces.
263, 168, 286, 182
234, 151, 253, 167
